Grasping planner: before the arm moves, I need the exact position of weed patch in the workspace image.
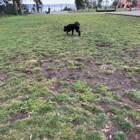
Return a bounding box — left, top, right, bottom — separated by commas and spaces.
112, 115, 134, 131
125, 89, 140, 103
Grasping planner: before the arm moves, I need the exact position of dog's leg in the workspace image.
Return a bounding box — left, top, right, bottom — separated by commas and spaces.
72, 30, 74, 35
76, 28, 80, 36
78, 31, 81, 36
67, 31, 68, 35
77, 30, 81, 36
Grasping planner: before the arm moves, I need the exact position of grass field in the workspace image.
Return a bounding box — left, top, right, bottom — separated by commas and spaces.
0, 13, 140, 140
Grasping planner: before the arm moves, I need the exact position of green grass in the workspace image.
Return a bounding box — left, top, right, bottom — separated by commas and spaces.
112, 115, 134, 131
125, 89, 140, 102
0, 13, 140, 140
113, 131, 126, 140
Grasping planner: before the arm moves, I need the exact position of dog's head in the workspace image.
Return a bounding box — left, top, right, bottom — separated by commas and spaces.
74, 21, 80, 26
64, 26, 67, 32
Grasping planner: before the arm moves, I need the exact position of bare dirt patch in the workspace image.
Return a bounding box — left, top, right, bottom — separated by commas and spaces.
95, 40, 110, 47
0, 72, 8, 83
10, 55, 24, 63
0, 99, 3, 105
41, 60, 140, 96
10, 112, 28, 123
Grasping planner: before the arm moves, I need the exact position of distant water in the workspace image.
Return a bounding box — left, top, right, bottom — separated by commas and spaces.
26, 4, 76, 12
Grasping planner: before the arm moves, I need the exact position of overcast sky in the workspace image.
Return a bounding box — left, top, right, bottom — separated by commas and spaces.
23, 0, 75, 4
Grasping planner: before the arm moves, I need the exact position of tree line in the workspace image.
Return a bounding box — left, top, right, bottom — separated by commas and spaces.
75, 0, 103, 9
75, 0, 138, 10
0, 0, 43, 15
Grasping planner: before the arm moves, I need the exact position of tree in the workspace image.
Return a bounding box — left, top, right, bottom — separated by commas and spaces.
75, 0, 83, 9
0, 0, 11, 4
92, 0, 97, 7
2, 0, 9, 3
75, 0, 103, 9
16, 0, 22, 15
0, 0, 17, 15
112, 0, 118, 6
63, 6, 68, 11
83, 0, 89, 7
97, 0, 103, 7
4, 0, 22, 15
33, 0, 42, 12
8, 0, 22, 15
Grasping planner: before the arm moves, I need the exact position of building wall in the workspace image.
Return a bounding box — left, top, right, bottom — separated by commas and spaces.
118, 0, 132, 7
137, 0, 140, 8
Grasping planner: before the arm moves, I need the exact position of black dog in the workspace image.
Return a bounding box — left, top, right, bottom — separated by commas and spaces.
45, 11, 50, 14
64, 21, 81, 36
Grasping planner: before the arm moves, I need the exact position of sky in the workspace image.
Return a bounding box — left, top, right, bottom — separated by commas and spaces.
22, 0, 75, 4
